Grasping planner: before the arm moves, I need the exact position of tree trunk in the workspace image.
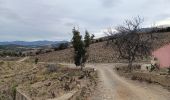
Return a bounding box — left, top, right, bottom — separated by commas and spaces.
80, 63, 85, 71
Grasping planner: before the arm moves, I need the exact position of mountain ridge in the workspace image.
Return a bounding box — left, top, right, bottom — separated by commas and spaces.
0, 40, 68, 46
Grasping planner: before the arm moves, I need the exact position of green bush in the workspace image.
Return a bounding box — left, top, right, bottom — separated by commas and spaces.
11, 84, 18, 100
35, 58, 38, 64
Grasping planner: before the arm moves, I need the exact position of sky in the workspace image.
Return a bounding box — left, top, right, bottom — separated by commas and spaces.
0, 0, 170, 41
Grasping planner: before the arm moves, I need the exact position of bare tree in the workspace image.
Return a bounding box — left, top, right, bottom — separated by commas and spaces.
107, 17, 155, 71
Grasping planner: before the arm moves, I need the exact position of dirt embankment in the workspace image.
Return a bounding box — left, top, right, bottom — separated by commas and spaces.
116, 65, 170, 91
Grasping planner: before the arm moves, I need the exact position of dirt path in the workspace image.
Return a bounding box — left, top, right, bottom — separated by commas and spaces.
17, 57, 29, 62
88, 63, 170, 100
48, 91, 77, 100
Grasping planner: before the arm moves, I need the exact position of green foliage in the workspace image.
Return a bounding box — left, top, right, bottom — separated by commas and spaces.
35, 58, 39, 64
91, 34, 95, 40
0, 51, 23, 57
72, 28, 85, 66
11, 84, 18, 100
0, 93, 7, 100
0, 61, 4, 65
72, 28, 93, 68
0, 45, 29, 57
57, 43, 69, 50
84, 30, 91, 48
168, 68, 170, 74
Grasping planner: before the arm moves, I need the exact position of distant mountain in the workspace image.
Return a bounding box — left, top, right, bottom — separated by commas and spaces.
0, 40, 68, 46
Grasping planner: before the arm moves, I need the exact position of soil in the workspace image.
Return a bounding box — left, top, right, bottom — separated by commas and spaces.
87, 63, 170, 100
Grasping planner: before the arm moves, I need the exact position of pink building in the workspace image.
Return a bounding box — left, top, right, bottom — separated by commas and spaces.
152, 43, 170, 68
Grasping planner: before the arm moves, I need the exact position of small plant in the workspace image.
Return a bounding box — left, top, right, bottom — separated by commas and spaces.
150, 65, 155, 72
50, 91, 55, 98
0, 61, 4, 65
35, 58, 39, 64
147, 78, 152, 83
11, 84, 18, 100
46, 64, 58, 73
0, 93, 7, 100
58, 43, 69, 50
168, 67, 170, 74
131, 76, 137, 80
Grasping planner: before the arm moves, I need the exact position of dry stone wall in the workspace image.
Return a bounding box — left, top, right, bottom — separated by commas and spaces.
16, 89, 31, 100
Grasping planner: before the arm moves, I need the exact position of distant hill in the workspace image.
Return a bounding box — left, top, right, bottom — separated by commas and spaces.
0, 40, 68, 47
0, 44, 28, 52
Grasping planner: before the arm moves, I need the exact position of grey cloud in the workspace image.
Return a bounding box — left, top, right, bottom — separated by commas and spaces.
101, 0, 121, 7
0, 7, 21, 22
0, 0, 170, 41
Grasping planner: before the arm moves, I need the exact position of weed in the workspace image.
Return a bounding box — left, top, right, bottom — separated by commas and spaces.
46, 64, 59, 73
11, 83, 18, 100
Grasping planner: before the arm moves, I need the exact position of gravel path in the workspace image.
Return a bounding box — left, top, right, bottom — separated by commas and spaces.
89, 63, 170, 100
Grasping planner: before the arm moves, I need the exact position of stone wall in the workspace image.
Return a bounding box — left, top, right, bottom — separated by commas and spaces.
16, 89, 31, 100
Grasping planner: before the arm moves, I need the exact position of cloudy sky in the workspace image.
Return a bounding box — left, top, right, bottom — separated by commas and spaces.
0, 0, 170, 41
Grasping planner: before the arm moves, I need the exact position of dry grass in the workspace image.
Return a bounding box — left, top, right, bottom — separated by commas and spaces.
115, 65, 170, 91
34, 32, 170, 63
0, 61, 97, 100
35, 41, 118, 63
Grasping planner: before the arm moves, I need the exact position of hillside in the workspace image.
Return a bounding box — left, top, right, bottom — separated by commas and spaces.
35, 32, 170, 63
36, 41, 118, 63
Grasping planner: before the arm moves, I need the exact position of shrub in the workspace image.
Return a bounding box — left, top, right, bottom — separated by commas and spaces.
35, 58, 38, 64
45, 49, 52, 53
11, 84, 18, 100
168, 68, 170, 74
131, 76, 137, 80
46, 64, 58, 73
58, 43, 69, 50
98, 38, 103, 42
132, 64, 141, 70
0, 61, 4, 65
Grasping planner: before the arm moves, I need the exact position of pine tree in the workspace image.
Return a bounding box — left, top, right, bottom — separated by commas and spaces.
72, 28, 94, 69
72, 28, 85, 67
84, 30, 91, 48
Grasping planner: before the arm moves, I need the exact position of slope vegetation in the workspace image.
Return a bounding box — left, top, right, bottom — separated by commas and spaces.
36, 32, 170, 63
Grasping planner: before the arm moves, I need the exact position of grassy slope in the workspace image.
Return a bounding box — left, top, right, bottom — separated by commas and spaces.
35, 32, 170, 63
36, 41, 118, 63
0, 61, 97, 100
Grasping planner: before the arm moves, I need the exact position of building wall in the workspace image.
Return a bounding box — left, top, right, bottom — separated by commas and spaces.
152, 44, 170, 68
